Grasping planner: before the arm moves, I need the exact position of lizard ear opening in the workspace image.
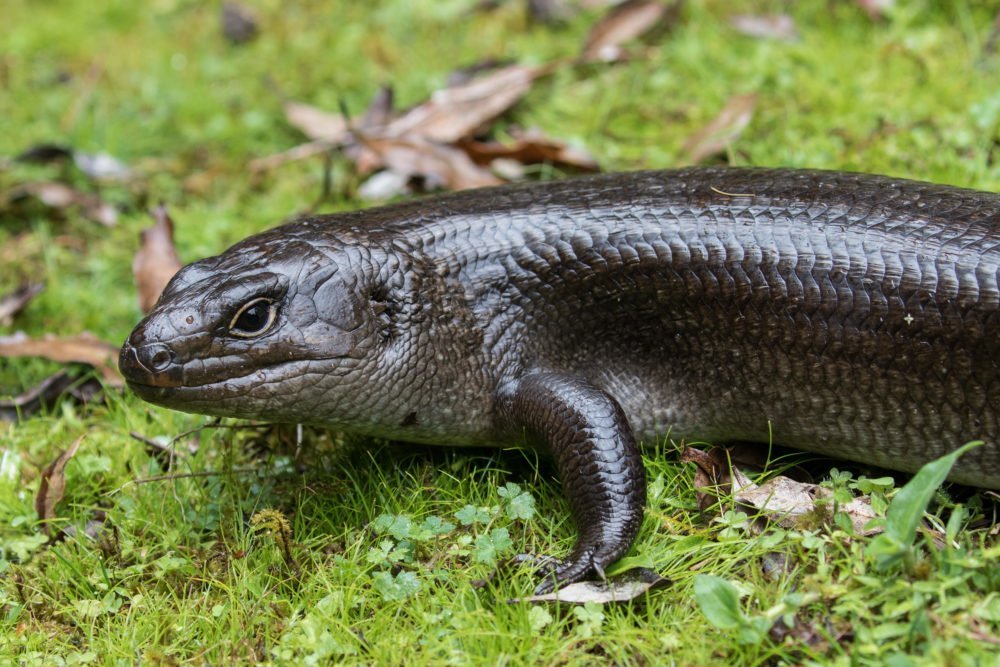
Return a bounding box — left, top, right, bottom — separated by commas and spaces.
369, 284, 398, 342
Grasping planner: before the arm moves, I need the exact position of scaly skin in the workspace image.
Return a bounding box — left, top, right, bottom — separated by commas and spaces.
120, 168, 1000, 592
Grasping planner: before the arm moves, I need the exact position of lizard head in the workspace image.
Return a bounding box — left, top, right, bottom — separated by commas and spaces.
119, 223, 401, 426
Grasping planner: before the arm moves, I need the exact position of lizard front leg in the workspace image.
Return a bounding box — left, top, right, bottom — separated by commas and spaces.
500, 372, 647, 594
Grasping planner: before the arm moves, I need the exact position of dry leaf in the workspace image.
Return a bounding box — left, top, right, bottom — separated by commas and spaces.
260, 87, 395, 173
681, 93, 757, 164
734, 475, 880, 535
73, 151, 133, 181
268, 63, 556, 190
0, 282, 44, 326
248, 140, 335, 173
729, 14, 799, 42
221, 1, 258, 44
12, 181, 118, 226
581, 0, 679, 63
266, 62, 576, 193
682, 446, 881, 535
856, 0, 894, 19
15, 143, 75, 164
134, 204, 183, 313
446, 59, 514, 88
0, 332, 122, 386
527, 0, 573, 24
356, 136, 502, 191
0, 371, 74, 421
283, 100, 351, 144
35, 436, 84, 537
516, 569, 669, 604
359, 85, 395, 129
458, 128, 600, 171
15, 144, 132, 181
0, 370, 103, 422
681, 446, 732, 510
382, 63, 554, 144
357, 170, 412, 201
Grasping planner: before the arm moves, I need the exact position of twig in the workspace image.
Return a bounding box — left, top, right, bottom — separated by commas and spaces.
248, 140, 336, 173
110, 468, 262, 496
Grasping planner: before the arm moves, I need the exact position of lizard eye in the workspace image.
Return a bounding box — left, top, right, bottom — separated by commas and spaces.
229, 297, 277, 338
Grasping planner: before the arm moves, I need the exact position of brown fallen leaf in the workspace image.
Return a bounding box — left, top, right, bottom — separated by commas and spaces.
359, 85, 395, 130
382, 63, 555, 144
457, 128, 600, 171
856, 0, 894, 19
728, 14, 799, 42
134, 204, 183, 313
72, 152, 133, 182
11, 181, 118, 226
14, 143, 75, 165
680, 446, 734, 510
221, 1, 258, 44
682, 446, 881, 535
265, 61, 587, 194
15, 144, 133, 181
259, 86, 395, 173
681, 93, 757, 164
344, 66, 552, 190
283, 100, 351, 144
357, 170, 413, 201
0, 370, 103, 422
581, 0, 681, 63
355, 136, 502, 191
446, 59, 515, 88
734, 474, 880, 536
527, 0, 573, 24
0, 282, 44, 326
35, 436, 84, 538
515, 568, 670, 604
0, 332, 122, 386
248, 140, 336, 174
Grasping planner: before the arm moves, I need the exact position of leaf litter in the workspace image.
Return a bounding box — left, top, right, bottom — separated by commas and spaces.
681, 93, 758, 164
581, 0, 683, 63
8, 181, 118, 227
0, 370, 103, 422
729, 14, 799, 43
262, 60, 599, 195
133, 204, 183, 313
0, 282, 44, 326
682, 446, 879, 536
515, 568, 670, 605
15, 142, 134, 182
34, 436, 84, 538
221, 1, 259, 45
0, 331, 122, 386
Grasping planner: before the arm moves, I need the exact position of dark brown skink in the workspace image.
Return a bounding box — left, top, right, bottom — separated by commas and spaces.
120, 168, 1000, 591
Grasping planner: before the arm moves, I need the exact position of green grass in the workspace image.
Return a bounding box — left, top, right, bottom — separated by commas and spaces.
2, 0, 999, 664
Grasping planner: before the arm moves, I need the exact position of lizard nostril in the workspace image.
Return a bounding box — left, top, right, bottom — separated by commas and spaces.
149, 348, 171, 371
135, 343, 173, 373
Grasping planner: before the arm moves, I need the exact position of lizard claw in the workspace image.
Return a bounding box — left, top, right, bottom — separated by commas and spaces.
532, 543, 612, 595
